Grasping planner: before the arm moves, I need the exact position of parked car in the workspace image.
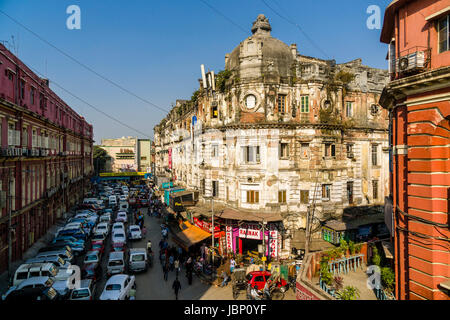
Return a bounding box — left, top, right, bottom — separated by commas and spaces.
25, 256, 71, 270
112, 222, 125, 233
107, 251, 126, 276
91, 232, 106, 243
90, 241, 105, 256
3, 276, 54, 300
99, 215, 112, 225
99, 274, 135, 300
51, 240, 85, 255
95, 222, 110, 236
128, 248, 148, 273
11, 263, 58, 287
111, 242, 126, 252
112, 231, 127, 244
128, 225, 142, 240
35, 249, 74, 264
69, 279, 96, 300
81, 262, 102, 282
115, 212, 128, 224
246, 271, 289, 292
83, 251, 101, 265
2, 285, 61, 301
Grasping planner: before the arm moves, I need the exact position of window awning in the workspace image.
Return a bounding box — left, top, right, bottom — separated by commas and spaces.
215, 208, 283, 222
172, 221, 211, 250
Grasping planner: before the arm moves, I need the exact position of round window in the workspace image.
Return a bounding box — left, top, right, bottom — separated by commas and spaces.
245, 95, 256, 109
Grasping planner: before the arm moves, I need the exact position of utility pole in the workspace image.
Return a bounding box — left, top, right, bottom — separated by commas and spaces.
262, 219, 266, 269
211, 197, 214, 281
305, 206, 310, 258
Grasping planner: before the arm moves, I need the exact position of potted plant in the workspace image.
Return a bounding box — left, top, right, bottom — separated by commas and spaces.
348, 241, 356, 255
339, 239, 349, 256
354, 243, 362, 254
381, 267, 395, 299
337, 286, 360, 300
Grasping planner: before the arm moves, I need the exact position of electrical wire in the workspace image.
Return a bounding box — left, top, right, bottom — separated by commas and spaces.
396, 206, 449, 229
0, 9, 169, 115
26, 65, 153, 139
198, 0, 247, 34
396, 226, 450, 243
260, 0, 331, 59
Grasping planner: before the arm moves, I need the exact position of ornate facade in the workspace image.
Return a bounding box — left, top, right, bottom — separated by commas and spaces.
154, 15, 390, 257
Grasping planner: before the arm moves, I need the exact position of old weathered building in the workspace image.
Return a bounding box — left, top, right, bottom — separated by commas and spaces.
154, 15, 390, 258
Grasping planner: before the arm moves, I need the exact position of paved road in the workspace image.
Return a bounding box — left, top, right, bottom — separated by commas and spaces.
87, 206, 295, 300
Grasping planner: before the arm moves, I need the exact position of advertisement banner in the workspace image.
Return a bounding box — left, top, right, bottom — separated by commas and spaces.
168, 148, 172, 169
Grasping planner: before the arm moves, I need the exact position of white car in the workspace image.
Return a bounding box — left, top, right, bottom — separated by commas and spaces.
128, 225, 142, 240
112, 222, 125, 233
99, 274, 135, 300
115, 212, 127, 224
112, 231, 127, 244
95, 222, 109, 236
83, 251, 100, 265
119, 195, 127, 202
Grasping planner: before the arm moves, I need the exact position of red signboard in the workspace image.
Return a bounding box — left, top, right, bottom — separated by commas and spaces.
168, 148, 172, 169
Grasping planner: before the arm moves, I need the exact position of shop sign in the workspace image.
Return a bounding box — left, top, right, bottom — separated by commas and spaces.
239, 227, 261, 240
269, 230, 277, 258
226, 226, 233, 252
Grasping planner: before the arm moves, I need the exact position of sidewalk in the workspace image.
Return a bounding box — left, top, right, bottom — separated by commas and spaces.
0, 212, 74, 295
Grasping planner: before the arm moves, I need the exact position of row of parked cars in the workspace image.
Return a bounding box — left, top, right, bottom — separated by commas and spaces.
2, 181, 150, 301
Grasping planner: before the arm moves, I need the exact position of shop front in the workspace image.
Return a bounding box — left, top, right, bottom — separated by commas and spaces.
216, 208, 283, 260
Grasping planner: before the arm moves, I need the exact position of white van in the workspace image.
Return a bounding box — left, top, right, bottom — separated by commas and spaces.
12, 263, 58, 287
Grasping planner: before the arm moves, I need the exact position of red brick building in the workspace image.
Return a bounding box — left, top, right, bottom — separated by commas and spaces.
380, 0, 450, 300
0, 43, 94, 273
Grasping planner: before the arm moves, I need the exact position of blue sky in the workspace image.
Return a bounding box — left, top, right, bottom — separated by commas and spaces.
0, 0, 392, 143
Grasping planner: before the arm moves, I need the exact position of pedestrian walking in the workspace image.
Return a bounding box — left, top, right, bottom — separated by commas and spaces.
172, 277, 181, 300
174, 258, 180, 276
163, 263, 169, 281
142, 225, 147, 236
230, 257, 236, 273
186, 269, 193, 285
169, 255, 174, 271
161, 252, 166, 266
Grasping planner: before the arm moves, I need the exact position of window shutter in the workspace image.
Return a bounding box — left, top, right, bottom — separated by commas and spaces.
255, 191, 259, 203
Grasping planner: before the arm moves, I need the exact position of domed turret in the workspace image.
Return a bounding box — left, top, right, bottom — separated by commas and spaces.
225, 14, 296, 81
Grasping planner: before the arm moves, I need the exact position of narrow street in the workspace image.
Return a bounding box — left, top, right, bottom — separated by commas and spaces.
125, 208, 246, 300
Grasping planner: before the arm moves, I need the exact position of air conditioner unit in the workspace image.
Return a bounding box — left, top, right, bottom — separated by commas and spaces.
396, 51, 425, 73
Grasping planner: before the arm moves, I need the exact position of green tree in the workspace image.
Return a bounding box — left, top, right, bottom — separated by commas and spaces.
93, 146, 108, 174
